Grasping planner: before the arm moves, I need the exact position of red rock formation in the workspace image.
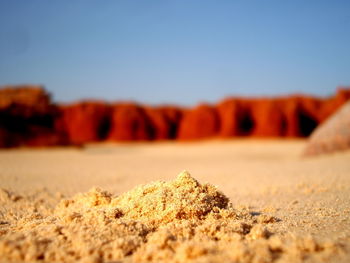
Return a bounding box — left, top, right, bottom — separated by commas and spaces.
56, 102, 112, 144
219, 98, 288, 137
217, 99, 241, 137
108, 103, 153, 141
216, 91, 350, 139
277, 97, 317, 137
250, 99, 286, 137
159, 106, 184, 139
0, 128, 12, 148
0, 85, 350, 147
0, 85, 50, 112
144, 106, 184, 140
178, 104, 219, 140
0, 85, 67, 147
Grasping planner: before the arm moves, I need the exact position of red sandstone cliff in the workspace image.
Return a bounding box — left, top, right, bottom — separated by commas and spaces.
178, 105, 219, 140
0, 85, 349, 147
56, 102, 112, 144
0, 85, 68, 147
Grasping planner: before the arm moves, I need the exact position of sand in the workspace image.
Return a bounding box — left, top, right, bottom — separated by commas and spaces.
0, 139, 350, 262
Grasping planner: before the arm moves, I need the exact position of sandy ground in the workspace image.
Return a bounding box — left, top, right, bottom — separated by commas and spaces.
0, 139, 350, 262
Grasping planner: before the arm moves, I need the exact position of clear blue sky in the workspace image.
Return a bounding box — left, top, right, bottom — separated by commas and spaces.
1, 0, 349, 105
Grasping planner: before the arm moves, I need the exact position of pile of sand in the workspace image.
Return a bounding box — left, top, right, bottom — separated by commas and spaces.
0, 171, 345, 262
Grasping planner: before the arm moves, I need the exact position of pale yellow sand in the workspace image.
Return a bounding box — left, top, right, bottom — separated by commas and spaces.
0, 140, 350, 262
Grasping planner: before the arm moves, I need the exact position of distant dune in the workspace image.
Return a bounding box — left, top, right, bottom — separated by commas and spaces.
0, 85, 350, 148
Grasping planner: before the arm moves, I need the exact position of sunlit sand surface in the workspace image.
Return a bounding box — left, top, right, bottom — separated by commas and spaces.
1, 140, 350, 262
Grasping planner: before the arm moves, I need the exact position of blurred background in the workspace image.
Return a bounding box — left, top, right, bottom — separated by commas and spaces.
1, 0, 350, 104
0, 0, 350, 148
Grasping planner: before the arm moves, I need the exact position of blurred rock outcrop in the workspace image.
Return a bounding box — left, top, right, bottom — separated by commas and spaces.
0, 85, 67, 147
0, 85, 350, 147
108, 103, 153, 141
56, 102, 112, 144
145, 106, 183, 140
178, 104, 219, 140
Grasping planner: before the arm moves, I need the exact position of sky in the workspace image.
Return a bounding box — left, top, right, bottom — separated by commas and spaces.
0, 0, 350, 105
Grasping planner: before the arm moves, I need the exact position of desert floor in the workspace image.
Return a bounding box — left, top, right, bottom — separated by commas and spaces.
1, 139, 350, 262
